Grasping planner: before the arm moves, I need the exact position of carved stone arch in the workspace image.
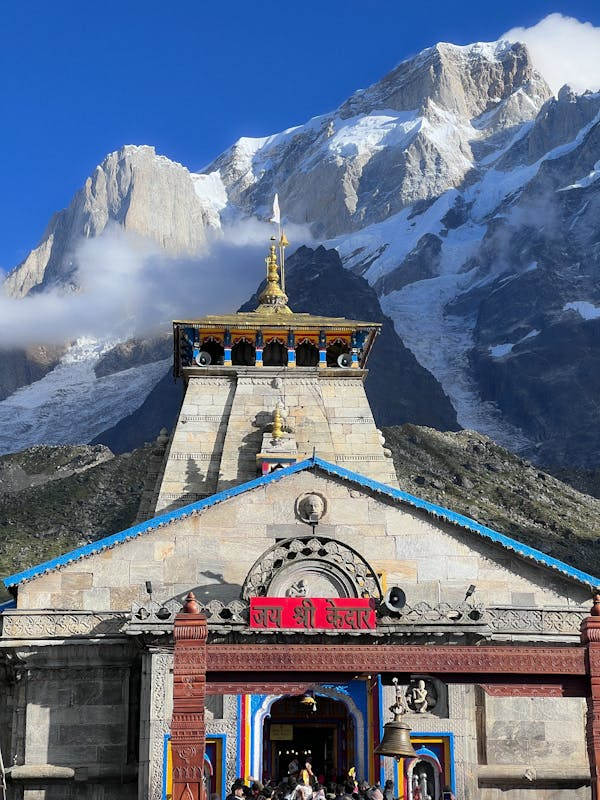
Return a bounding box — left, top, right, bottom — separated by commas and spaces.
241, 536, 383, 601
251, 686, 366, 781
406, 749, 443, 800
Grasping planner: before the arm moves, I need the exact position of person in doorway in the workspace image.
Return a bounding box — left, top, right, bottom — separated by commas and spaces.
382, 781, 394, 800
371, 783, 383, 800
300, 758, 315, 787
226, 782, 245, 800
295, 784, 313, 800
342, 782, 355, 800
285, 779, 299, 800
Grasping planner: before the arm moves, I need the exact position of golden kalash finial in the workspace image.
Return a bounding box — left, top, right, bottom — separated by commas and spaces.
271, 406, 283, 439
257, 239, 291, 313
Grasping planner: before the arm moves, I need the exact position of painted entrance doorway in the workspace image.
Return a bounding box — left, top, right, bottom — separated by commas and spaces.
263, 695, 355, 783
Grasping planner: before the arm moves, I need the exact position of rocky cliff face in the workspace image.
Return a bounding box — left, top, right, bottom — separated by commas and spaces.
2, 37, 600, 470
208, 42, 550, 239
4, 146, 220, 298
0, 344, 66, 401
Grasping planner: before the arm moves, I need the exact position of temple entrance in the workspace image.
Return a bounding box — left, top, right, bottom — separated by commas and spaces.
263, 694, 355, 783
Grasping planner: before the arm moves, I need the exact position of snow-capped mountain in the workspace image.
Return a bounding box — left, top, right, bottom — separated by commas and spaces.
3, 38, 600, 468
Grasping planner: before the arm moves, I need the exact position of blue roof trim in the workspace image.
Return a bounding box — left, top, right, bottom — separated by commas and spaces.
2, 459, 315, 588
3, 454, 599, 590
311, 457, 600, 589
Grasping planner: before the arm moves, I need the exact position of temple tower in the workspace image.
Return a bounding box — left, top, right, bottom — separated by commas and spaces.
152, 240, 397, 514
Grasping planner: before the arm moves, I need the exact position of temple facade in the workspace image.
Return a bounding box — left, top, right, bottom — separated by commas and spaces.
1, 240, 599, 800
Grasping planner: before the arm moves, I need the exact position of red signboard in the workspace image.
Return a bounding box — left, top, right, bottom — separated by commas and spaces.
249, 597, 376, 631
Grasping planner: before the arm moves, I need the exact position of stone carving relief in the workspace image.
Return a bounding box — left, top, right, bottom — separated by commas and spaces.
1, 612, 127, 639
149, 652, 172, 800
406, 678, 438, 714
286, 579, 308, 597
241, 536, 382, 601
296, 492, 326, 524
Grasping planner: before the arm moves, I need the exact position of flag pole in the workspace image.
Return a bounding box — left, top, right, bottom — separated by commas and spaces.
270, 193, 286, 294
280, 219, 285, 294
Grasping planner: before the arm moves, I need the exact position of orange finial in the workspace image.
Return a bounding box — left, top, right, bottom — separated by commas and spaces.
182, 591, 200, 614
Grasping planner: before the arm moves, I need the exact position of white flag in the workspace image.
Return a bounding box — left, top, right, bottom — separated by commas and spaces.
269, 193, 281, 225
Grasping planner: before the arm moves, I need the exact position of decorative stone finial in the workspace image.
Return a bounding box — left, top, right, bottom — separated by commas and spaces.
272, 406, 283, 440
182, 591, 200, 614
591, 592, 600, 616
257, 242, 291, 313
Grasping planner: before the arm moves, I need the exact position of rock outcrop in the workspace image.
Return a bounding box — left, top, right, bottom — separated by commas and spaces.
4, 146, 220, 298
0, 344, 66, 401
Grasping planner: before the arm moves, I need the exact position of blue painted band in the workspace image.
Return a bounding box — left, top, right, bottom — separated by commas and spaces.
4, 455, 599, 590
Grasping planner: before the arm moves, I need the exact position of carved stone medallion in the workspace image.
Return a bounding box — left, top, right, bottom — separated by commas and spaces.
241, 536, 382, 600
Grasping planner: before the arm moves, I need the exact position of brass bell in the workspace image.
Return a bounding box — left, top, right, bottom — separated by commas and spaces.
374, 678, 417, 760
374, 720, 417, 759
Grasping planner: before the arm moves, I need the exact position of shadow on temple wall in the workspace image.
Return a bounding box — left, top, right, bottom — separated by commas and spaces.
170, 571, 243, 605
184, 457, 204, 498
217, 410, 272, 492
207, 380, 236, 490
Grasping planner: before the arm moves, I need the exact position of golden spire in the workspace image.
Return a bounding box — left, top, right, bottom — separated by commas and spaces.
272, 406, 283, 439
257, 240, 291, 313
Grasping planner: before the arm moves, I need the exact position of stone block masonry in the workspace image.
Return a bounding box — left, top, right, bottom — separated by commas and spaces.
154, 367, 398, 513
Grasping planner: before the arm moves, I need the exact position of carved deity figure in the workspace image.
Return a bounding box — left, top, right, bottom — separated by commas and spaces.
408, 679, 429, 713
286, 579, 308, 597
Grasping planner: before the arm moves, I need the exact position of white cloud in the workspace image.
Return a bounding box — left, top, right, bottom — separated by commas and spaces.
502, 13, 600, 95
0, 220, 312, 347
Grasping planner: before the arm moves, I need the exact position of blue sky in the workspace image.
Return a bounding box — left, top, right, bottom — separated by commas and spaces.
2, 0, 600, 271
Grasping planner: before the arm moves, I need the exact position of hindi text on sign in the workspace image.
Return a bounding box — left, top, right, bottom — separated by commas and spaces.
249, 597, 376, 630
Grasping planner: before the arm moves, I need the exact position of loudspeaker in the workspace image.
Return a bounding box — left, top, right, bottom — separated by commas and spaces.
337, 353, 351, 368
382, 586, 406, 613
194, 351, 212, 366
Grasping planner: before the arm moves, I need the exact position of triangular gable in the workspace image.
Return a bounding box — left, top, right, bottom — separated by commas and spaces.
3, 456, 599, 590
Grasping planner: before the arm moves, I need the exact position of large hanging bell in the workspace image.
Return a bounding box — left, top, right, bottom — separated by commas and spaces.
374, 720, 417, 759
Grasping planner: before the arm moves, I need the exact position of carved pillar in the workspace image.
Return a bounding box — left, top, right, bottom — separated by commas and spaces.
351, 331, 359, 368
140, 651, 173, 800
287, 329, 296, 368
224, 329, 232, 367
318, 330, 327, 368
171, 592, 208, 800
581, 595, 600, 800
255, 330, 263, 367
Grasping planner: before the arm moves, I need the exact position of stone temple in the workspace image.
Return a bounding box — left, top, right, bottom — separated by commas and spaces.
1, 238, 600, 800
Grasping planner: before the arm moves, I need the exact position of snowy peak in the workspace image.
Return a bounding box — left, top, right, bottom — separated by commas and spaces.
206, 40, 550, 240
3, 32, 600, 470
339, 40, 549, 120
4, 145, 221, 299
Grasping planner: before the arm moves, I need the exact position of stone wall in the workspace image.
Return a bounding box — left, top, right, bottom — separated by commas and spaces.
16, 471, 590, 613
476, 693, 590, 799
484, 694, 587, 765
4, 643, 138, 800
153, 368, 398, 514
